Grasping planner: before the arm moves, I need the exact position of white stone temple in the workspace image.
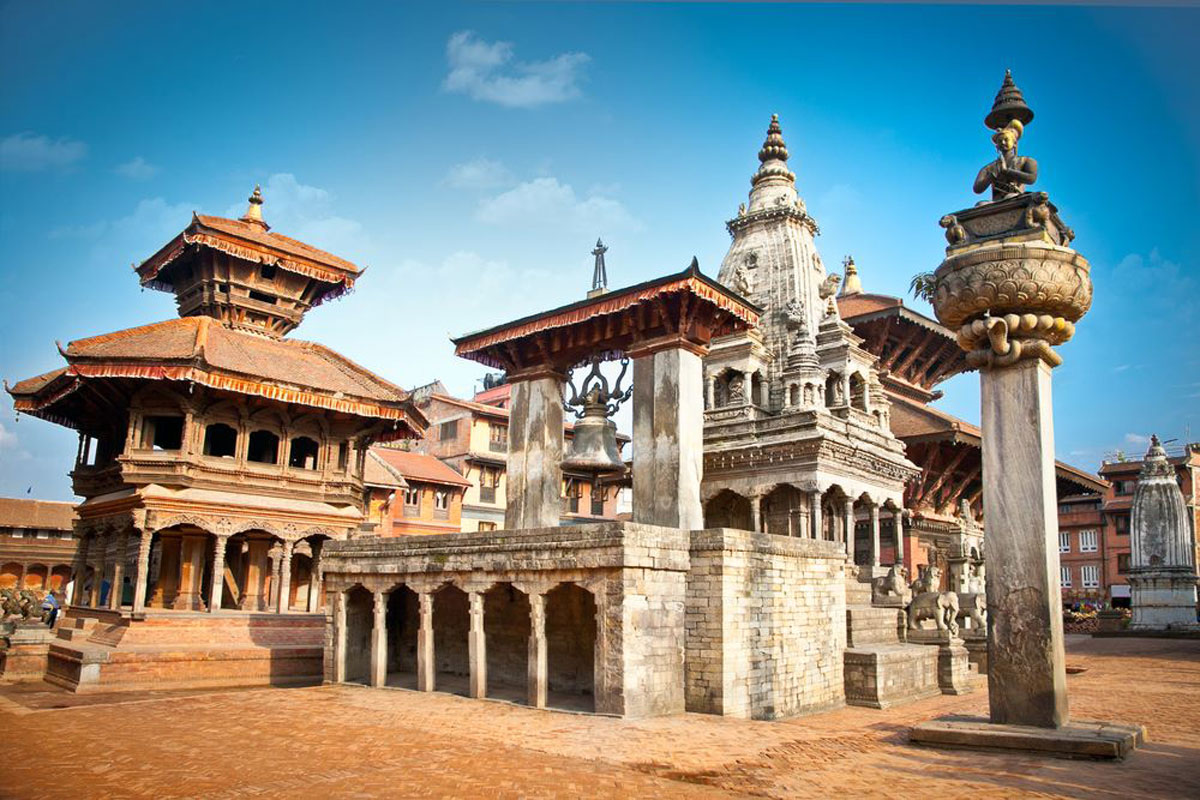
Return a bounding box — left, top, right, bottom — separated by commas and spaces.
1130, 435, 1199, 630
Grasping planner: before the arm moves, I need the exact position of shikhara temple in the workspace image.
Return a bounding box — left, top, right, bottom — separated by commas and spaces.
4, 104, 1108, 717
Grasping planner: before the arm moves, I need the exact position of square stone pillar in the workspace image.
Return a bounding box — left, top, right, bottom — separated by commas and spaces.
132, 531, 152, 614
843, 499, 856, 563
209, 535, 229, 612
870, 504, 882, 568
334, 592, 347, 684
371, 590, 387, 688
416, 592, 435, 692
108, 529, 129, 610
505, 371, 565, 529
151, 534, 181, 608
893, 508, 906, 568
277, 541, 294, 613
631, 343, 705, 529
981, 359, 1068, 728
173, 533, 208, 611
307, 540, 324, 613
468, 591, 486, 699
809, 491, 822, 542
527, 593, 547, 709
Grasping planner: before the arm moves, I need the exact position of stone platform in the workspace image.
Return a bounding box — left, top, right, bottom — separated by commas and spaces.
910, 715, 1145, 760
45, 608, 325, 692
0, 622, 57, 682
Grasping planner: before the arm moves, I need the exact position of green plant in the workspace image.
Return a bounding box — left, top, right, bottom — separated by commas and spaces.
909, 271, 937, 303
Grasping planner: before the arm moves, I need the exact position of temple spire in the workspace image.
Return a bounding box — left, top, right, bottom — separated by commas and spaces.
840, 255, 863, 296
751, 113, 795, 188
240, 185, 269, 230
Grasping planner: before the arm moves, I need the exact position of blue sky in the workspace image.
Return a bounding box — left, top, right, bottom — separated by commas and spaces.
1, 1, 1197, 500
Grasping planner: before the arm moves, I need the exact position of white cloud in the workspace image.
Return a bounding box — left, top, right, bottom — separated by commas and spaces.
1124, 433, 1150, 447
114, 156, 159, 181
476, 176, 640, 234
444, 158, 513, 190
1112, 249, 1196, 320
0, 131, 87, 171
0, 422, 30, 461
225, 173, 365, 258
443, 31, 589, 108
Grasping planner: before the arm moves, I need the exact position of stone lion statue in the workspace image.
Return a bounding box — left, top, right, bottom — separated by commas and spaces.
872, 564, 912, 606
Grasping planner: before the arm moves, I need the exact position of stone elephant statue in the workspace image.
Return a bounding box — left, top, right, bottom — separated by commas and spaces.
908, 590, 960, 636
955, 592, 987, 631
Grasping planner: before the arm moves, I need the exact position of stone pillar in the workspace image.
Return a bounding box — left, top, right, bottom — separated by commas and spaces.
173, 533, 208, 611
416, 591, 435, 692
870, 504, 881, 568
750, 493, 763, 533
277, 541, 294, 613
70, 534, 90, 606
209, 535, 229, 612
742, 370, 754, 406
505, 371, 564, 529
108, 529, 129, 610
90, 531, 108, 607
307, 539, 324, 613
371, 590, 387, 688
981, 358, 1068, 728
268, 546, 283, 610
334, 591, 347, 684
632, 343, 705, 529
893, 508, 906, 568
240, 539, 272, 612
151, 533, 181, 608
844, 498, 856, 563
527, 592, 547, 709
809, 491, 822, 542
132, 530, 153, 614
468, 591, 486, 699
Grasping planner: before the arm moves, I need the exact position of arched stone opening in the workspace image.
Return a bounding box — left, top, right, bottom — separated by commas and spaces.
763, 484, 804, 537
545, 583, 596, 712
202, 422, 238, 458
222, 531, 277, 611
822, 486, 848, 542
433, 584, 471, 695
483, 582, 531, 703
715, 368, 747, 408
0, 562, 21, 589
342, 585, 373, 685
880, 502, 902, 566
288, 435, 320, 470
247, 430, 279, 464
850, 372, 867, 410
704, 490, 752, 531
148, 527, 212, 611
852, 495, 874, 567
385, 585, 420, 689
825, 372, 840, 407
22, 564, 47, 590
750, 372, 765, 407
50, 565, 72, 594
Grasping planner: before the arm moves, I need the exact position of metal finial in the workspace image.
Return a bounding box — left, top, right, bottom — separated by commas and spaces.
985, 70, 1034, 130
240, 184, 269, 229
590, 238, 609, 295
758, 114, 789, 164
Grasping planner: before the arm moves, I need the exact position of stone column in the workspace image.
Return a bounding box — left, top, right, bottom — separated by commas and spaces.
70, 534, 90, 606
809, 491, 822, 542
468, 591, 486, 699
240, 539, 271, 611
209, 535, 229, 612
416, 591, 435, 692
268, 546, 283, 610
132, 530, 153, 613
277, 541, 294, 613
704, 375, 716, 410
505, 371, 565, 529
527, 592, 547, 709
742, 370, 754, 406
893, 507, 906, 568
334, 592, 347, 684
870, 504, 881, 568
844, 498, 856, 563
307, 539, 324, 613
90, 531, 108, 607
173, 533, 208, 611
750, 493, 763, 533
371, 590, 387, 688
108, 529, 130, 610
981, 358, 1068, 728
632, 343, 705, 529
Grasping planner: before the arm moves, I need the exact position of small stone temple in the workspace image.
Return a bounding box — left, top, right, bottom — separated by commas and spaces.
6, 188, 425, 691
1129, 435, 1199, 630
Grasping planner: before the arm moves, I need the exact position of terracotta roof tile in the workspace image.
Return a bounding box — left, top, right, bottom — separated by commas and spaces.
370, 447, 471, 487
0, 498, 75, 531
364, 451, 409, 489
194, 215, 359, 276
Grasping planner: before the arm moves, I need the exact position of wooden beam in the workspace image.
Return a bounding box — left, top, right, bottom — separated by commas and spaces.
895, 327, 937, 377
882, 324, 922, 370
940, 461, 982, 514
925, 444, 972, 504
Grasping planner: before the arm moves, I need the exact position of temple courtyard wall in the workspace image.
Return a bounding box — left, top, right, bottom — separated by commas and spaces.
321, 522, 848, 720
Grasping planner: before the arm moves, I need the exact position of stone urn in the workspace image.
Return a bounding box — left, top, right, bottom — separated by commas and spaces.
932, 192, 1092, 369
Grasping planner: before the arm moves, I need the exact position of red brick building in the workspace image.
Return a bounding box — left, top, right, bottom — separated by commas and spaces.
363, 447, 470, 536
1057, 493, 1105, 603
0, 498, 77, 595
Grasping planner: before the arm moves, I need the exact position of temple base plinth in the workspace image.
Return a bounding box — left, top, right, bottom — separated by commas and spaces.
910, 715, 1145, 760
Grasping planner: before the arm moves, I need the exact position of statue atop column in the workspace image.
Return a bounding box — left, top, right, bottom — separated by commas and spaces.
973, 71, 1038, 201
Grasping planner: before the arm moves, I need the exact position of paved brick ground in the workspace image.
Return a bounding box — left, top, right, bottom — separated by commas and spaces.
1, 635, 1197, 799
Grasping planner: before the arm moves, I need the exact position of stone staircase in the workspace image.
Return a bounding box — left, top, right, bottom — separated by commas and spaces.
842, 573, 941, 709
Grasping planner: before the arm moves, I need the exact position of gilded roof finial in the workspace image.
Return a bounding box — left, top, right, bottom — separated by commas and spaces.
240, 185, 269, 230
758, 113, 789, 164
840, 255, 863, 296
985, 69, 1034, 131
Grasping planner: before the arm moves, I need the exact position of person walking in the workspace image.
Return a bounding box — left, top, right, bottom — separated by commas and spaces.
41, 589, 60, 628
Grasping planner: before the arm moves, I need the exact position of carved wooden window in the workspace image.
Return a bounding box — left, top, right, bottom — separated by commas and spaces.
403, 487, 420, 515
247, 430, 280, 464
288, 436, 320, 470
479, 467, 499, 504
489, 423, 508, 452
439, 420, 458, 441
1060, 566, 1072, 587
433, 490, 450, 519
142, 415, 183, 451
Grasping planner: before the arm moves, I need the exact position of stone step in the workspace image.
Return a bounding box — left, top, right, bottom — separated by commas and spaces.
845, 578, 873, 606
846, 606, 905, 647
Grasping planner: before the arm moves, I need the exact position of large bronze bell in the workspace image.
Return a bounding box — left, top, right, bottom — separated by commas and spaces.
561, 356, 630, 475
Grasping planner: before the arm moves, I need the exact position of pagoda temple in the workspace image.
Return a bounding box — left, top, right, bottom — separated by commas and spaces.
6, 187, 425, 692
